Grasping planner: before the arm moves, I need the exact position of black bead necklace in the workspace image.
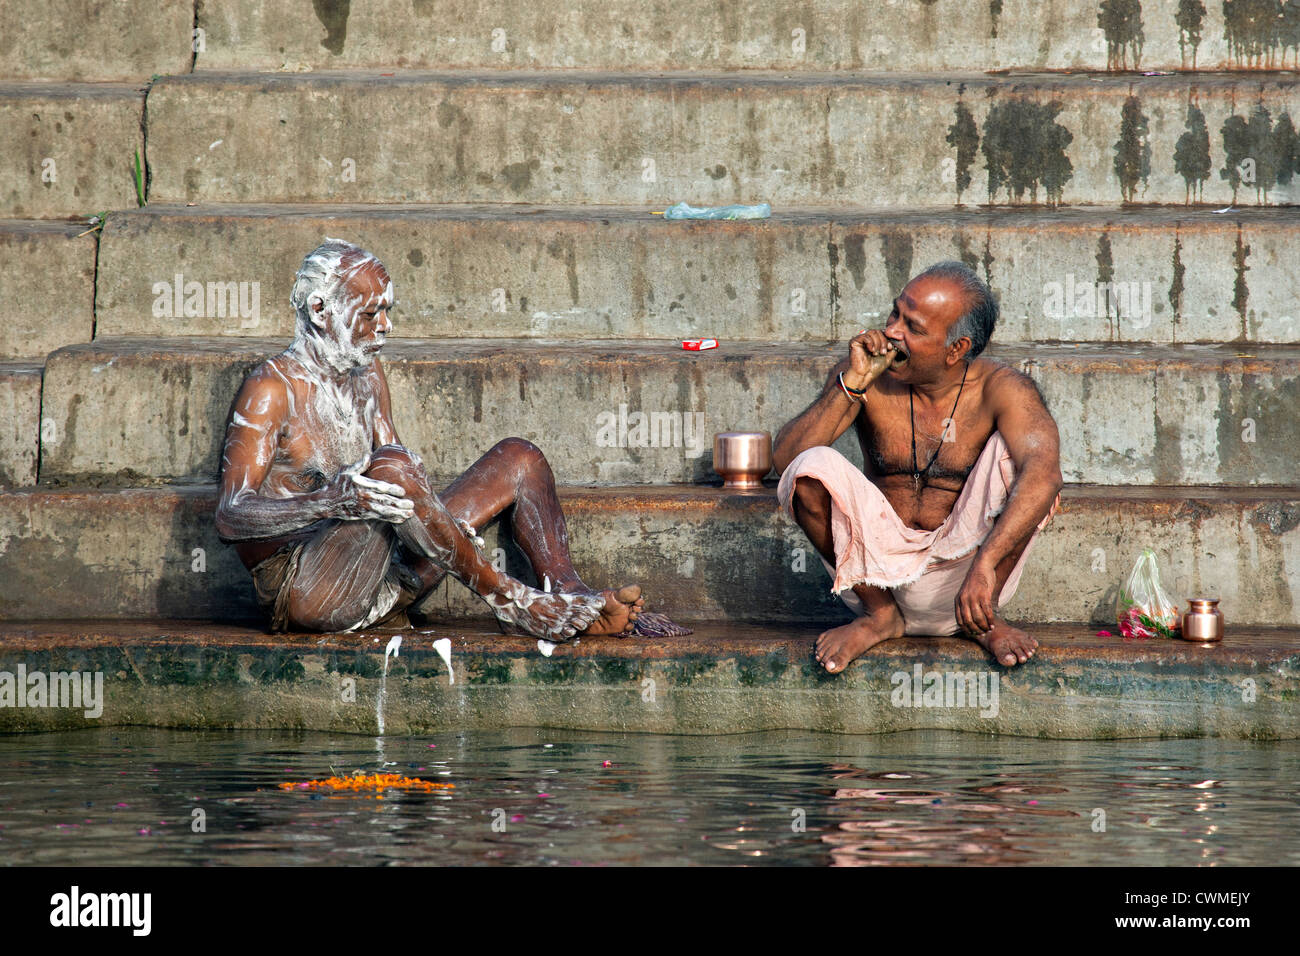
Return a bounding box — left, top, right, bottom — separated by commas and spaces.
909, 359, 970, 492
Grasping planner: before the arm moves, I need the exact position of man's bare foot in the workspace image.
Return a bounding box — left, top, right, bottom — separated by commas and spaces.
579, 584, 645, 636
486, 581, 604, 641
970, 616, 1038, 666
815, 602, 906, 674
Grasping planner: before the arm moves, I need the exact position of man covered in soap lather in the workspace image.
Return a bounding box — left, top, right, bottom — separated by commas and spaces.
774, 262, 1062, 673
217, 238, 684, 639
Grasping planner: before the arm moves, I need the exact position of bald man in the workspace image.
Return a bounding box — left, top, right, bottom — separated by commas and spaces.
774, 261, 1062, 672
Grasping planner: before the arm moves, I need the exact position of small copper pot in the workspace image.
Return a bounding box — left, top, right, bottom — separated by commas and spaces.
1181, 599, 1224, 642
714, 432, 773, 489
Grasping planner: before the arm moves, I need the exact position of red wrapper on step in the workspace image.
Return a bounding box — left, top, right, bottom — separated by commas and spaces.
682, 339, 718, 351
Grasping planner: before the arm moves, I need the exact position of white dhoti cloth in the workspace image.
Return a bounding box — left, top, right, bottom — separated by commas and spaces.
776, 431, 1059, 636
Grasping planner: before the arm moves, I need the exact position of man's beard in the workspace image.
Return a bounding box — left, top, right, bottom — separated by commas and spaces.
294, 308, 376, 375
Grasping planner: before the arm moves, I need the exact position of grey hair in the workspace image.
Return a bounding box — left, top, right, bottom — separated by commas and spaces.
290, 238, 386, 331
912, 260, 998, 358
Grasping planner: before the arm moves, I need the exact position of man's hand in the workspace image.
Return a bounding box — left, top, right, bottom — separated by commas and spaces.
955, 557, 998, 636
325, 454, 415, 524
844, 329, 900, 391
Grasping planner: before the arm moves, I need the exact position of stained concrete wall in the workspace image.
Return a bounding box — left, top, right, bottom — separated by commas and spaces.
93, 204, 1300, 344
0, 484, 1295, 625
36, 337, 1300, 486
145, 72, 1300, 207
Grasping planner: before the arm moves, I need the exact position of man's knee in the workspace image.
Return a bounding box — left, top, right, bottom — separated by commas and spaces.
791, 475, 831, 522
490, 437, 548, 473
366, 444, 430, 494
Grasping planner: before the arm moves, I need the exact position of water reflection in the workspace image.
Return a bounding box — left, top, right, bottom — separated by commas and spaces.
0, 729, 1295, 866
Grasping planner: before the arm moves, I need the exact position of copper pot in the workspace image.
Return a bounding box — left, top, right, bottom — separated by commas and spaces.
714, 432, 773, 489
1181, 599, 1224, 642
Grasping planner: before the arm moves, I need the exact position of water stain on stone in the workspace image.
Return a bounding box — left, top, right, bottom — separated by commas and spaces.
312, 0, 350, 56
1175, 0, 1206, 68
1114, 95, 1150, 203
1096, 232, 1115, 338
706, 164, 727, 180
1224, 0, 1292, 66
546, 234, 580, 305
880, 230, 915, 297
981, 98, 1073, 205
989, 0, 1003, 38
1097, 0, 1144, 70
1168, 232, 1185, 332
1233, 226, 1250, 339
407, 249, 424, 267
1151, 370, 1183, 484
953, 231, 980, 273
827, 238, 841, 336
843, 233, 868, 292
757, 232, 775, 335
1174, 100, 1211, 203
946, 98, 979, 203
501, 158, 541, 194
436, 100, 472, 176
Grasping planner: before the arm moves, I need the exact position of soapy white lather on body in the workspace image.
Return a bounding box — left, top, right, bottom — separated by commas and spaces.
215, 239, 648, 640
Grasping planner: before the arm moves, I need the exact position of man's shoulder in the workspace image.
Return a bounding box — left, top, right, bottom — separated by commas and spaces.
975, 357, 1055, 422
234, 353, 299, 409
977, 358, 1042, 397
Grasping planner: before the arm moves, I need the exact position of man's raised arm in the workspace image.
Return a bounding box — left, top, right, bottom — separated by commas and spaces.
774, 330, 896, 473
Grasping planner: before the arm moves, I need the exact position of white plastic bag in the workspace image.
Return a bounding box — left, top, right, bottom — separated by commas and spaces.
1115, 548, 1181, 639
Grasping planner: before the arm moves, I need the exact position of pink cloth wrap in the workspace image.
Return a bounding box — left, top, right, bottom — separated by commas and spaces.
776, 431, 1059, 636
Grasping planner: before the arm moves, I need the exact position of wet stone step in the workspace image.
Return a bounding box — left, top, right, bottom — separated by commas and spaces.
0, 620, 1296, 738
145, 71, 1300, 207
36, 337, 1300, 486
0, 483, 1296, 626
94, 203, 1300, 344
194, 0, 1297, 75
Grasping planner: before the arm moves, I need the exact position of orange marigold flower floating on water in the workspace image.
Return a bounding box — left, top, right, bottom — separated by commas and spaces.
278, 771, 454, 793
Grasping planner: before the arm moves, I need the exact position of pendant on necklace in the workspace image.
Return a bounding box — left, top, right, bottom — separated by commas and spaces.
912, 472, 921, 492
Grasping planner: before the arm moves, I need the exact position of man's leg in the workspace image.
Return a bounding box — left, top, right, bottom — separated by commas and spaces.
282, 519, 401, 632
369, 440, 643, 636
963, 531, 1040, 666
791, 476, 905, 674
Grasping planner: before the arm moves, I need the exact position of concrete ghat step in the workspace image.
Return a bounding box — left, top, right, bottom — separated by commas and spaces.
0, 219, 98, 360
37, 337, 1300, 486
95, 203, 1300, 344
193, 0, 1297, 75
146, 71, 1300, 207
0, 0, 192, 81
0, 82, 145, 218
0, 363, 42, 488
1, 620, 1296, 738
0, 484, 1295, 626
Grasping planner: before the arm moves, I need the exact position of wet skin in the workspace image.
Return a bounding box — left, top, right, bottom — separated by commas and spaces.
773, 275, 1064, 672
215, 255, 643, 639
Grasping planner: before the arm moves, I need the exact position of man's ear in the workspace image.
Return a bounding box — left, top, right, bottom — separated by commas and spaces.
947, 337, 972, 365
308, 294, 329, 330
